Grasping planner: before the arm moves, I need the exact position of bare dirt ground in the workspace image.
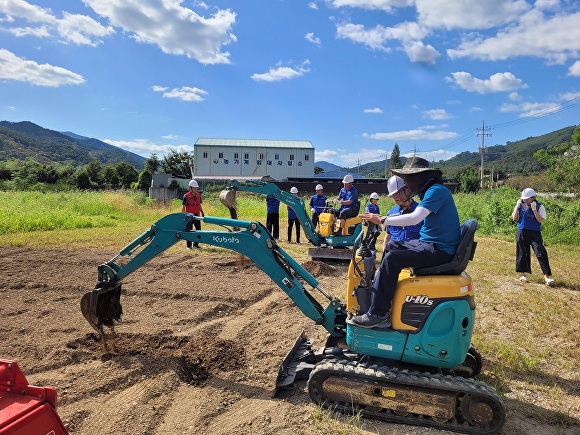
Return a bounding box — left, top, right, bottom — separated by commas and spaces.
0, 246, 578, 435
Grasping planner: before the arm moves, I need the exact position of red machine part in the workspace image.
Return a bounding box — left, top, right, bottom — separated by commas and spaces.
0, 359, 68, 435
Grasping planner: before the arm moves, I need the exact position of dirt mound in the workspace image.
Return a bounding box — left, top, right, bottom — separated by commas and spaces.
301, 260, 339, 276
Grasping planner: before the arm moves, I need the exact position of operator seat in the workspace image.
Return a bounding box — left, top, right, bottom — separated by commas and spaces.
413, 219, 478, 276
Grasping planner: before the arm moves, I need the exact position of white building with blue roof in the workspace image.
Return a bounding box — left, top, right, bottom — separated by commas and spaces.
193, 138, 315, 180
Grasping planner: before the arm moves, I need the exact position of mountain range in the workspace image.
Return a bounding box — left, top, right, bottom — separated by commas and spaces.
0, 121, 146, 169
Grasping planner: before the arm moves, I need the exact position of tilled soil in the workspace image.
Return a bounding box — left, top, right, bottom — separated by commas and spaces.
0, 246, 578, 434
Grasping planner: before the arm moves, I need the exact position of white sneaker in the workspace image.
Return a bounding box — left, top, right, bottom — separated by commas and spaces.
519, 276, 527, 283
545, 278, 555, 286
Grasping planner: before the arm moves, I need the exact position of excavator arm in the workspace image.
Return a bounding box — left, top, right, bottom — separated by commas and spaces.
220, 180, 320, 244
81, 213, 347, 337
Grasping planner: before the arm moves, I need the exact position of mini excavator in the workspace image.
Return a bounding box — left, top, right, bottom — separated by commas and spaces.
81, 213, 506, 434
219, 180, 362, 260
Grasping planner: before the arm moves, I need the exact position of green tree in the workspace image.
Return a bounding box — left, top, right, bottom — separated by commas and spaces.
162, 150, 193, 177
534, 126, 580, 193
458, 167, 480, 193
115, 162, 139, 188
391, 143, 401, 169
144, 154, 161, 174
103, 165, 120, 188
84, 161, 103, 185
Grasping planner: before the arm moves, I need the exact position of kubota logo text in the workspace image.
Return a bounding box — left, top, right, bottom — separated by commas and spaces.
405, 295, 433, 305
212, 235, 240, 244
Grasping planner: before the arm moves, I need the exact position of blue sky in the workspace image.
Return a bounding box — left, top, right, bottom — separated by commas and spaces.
1, 0, 579, 168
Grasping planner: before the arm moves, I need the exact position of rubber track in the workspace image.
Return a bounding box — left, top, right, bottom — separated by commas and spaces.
308, 359, 506, 434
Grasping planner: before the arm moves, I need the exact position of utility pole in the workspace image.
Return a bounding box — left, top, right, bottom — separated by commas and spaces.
477, 121, 492, 189
384, 152, 389, 177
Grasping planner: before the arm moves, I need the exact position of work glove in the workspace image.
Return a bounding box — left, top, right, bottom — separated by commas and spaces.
531, 201, 537, 211
334, 198, 341, 205
311, 208, 316, 214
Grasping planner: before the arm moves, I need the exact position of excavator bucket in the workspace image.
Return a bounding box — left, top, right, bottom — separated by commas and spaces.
80, 282, 123, 332
219, 189, 238, 220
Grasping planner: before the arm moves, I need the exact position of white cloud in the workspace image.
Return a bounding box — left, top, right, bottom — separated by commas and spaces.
402, 40, 440, 65
445, 71, 527, 94
415, 0, 530, 30
103, 138, 194, 158
0, 48, 85, 86
251, 63, 310, 82
305, 32, 321, 46
336, 21, 433, 63
499, 101, 561, 118
423, 109, 452, 120
447, 9, 580, 63
308, 2, 318, 10
0, 0, 114, 45
330, 1, 413, 13
568, 61, 580, 77
152, 85, 208, 102
84, 0, 237, 64
315, 149, 338, 161
364, 107, 383, 113
363, 129, 458, 141
508, 91, 522, 101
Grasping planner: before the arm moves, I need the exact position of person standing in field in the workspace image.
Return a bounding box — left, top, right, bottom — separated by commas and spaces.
511, 188, 555, 286
182, 179, 204, 249
287, 187, 301, 243
266, 194, 280, 239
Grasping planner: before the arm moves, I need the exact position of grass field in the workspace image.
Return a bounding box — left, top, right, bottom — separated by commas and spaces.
1, 188, 579, 432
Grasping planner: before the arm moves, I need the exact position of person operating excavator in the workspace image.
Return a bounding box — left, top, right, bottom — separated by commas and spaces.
350, 157, 461, 328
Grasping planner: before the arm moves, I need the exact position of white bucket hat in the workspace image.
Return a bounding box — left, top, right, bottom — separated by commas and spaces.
521, 188, 537, 200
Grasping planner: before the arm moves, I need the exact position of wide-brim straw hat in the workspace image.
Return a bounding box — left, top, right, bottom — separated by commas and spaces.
391, 157, 441, 175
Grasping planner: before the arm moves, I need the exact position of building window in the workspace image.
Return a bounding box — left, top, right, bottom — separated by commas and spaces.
218, 152, 224, 159
234, 159, 239, 164
304, 155, 309, 161
257, 160, 262, 165
267, 160, 272, 165
224, 159, 229, 164
274, 154, 280, 160
244, 159, 249, 165
289, 154, 294, 161
259, 153, 264, 160
203, 152, 208, 158
288, 161, 293, 166
234, 153, 239, 159
244, 153, 249, 159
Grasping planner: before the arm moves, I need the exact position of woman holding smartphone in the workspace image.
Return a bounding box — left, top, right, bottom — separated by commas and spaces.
512, 188, 555, 286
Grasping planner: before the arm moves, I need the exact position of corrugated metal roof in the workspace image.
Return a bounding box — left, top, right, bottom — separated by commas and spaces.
195, 138, 313, 149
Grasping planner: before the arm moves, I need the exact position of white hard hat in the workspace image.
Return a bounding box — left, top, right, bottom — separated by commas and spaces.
315, 184, 323, 191
521, 188, 537, 199
342, 174, 354, 184
290, 186, 298, 194
370, 192, 380, 200
189, 179, 199, 188
387, 175, 405, 196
